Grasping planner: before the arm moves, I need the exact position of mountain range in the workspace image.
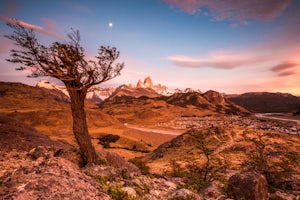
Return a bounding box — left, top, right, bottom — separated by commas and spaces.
37, 77, 300, 113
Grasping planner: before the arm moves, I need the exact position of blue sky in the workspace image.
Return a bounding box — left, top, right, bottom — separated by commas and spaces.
1, 0, 300, 95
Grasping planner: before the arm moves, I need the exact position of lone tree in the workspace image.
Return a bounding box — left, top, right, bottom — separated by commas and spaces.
5, 22, 124, 165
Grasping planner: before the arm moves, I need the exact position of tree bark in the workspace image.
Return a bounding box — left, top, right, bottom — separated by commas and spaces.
66, 86, 98, 166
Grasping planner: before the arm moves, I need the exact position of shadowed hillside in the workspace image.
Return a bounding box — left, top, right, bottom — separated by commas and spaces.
227, 92, 300, 113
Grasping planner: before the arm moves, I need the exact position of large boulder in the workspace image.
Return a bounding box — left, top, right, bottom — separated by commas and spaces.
227, 171, 268, 200
0, 150, 110, 200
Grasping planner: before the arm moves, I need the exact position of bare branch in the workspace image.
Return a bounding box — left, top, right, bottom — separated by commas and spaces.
6, 23, 124, 91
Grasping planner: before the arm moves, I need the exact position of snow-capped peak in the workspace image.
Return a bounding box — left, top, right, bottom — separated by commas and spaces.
135, 77, 173, 96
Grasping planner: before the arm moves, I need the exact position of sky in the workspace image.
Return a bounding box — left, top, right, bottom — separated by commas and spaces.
0, 0, 300, 95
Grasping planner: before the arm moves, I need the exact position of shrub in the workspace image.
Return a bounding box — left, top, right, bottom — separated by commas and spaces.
128, 159, 150, 175
98, 134, 120, 148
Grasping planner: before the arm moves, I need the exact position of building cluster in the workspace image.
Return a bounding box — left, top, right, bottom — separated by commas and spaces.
157, 115, 300, 135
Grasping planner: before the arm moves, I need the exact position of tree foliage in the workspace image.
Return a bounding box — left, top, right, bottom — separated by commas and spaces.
5, 21, 124, 165
5, 23, 124, 91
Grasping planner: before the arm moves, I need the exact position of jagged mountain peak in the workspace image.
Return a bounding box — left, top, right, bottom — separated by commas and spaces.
134, 76, 173, 96
144, 76, 153, 87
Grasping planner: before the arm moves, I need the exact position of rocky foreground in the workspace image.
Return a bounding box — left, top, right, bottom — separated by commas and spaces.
1, 114, 300, 199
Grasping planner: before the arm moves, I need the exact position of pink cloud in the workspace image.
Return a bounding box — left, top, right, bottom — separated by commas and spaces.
167, 50, 275, 69
163, 0, 291, 23
0, 16, 64, 40
277, 71, 295, 76
168, 55, 242, 69
271, 62, 298, 72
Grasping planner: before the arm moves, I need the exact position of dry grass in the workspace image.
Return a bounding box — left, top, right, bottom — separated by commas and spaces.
142, 124, 300, 177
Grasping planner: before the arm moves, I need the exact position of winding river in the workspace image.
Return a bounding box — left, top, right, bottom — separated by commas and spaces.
255, 113, 300, 124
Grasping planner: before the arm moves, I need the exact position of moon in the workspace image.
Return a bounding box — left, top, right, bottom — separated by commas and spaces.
108, 22, 113, 27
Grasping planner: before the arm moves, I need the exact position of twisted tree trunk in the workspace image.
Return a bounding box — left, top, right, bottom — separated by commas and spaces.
66, 85, 98, 165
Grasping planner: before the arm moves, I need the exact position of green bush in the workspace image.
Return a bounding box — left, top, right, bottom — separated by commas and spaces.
98, 134, 120, 148
107, 187, 135, 200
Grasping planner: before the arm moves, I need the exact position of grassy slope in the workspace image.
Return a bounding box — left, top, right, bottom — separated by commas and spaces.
0, 82, 176, 159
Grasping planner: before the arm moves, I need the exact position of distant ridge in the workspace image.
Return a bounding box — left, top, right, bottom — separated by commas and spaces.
36, 77, 173, 103
227, 92, 300, 113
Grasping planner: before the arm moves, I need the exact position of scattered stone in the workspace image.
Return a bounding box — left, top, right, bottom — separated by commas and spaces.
84, 164, 124, 180
121, 187, 137, 198
169, 188, 202, 200
227, 171, 268, 200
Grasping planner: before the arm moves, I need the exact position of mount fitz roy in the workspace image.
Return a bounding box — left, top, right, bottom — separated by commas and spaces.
36, 77, 173, 103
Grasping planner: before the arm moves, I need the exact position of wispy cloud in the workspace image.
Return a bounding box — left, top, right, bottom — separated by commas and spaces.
168, 55, 243, 69
0, 16, 64, 40
277, 71, 296, 77
271, 62, 298, 72
270, 61, 299, 76
163, 0, 291, 23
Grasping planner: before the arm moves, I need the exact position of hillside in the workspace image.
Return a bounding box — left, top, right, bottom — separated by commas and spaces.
100, 90, 249, 125
227, 92, 300, 113
0, 82, 175, 159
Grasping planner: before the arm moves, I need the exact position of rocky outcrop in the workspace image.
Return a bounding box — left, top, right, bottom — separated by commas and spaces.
144, 76, 154, 88
85, 150, 141, 180
120, 176, 191, 200
0, 148, 110, 200
136, 77, 153, 88
227, 171, 268, 200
